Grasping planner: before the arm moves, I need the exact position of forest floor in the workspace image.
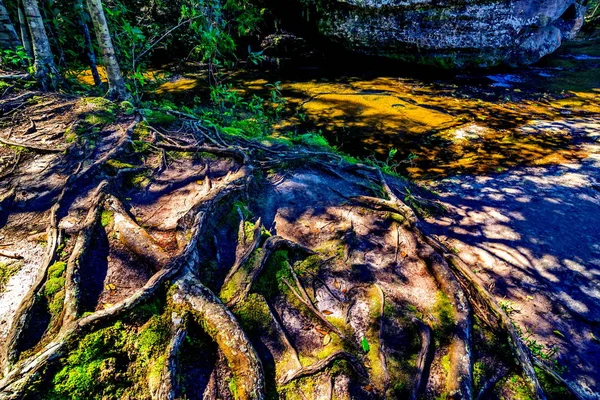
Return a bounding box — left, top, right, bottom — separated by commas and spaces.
0, 90, 583, 400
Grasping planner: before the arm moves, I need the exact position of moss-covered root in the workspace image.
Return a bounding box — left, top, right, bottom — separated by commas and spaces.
409, 317, 433, 400
62, 181, 108, 327
151, 313, 187, 400
419, 242, 473, 400
174, 274, 265, 400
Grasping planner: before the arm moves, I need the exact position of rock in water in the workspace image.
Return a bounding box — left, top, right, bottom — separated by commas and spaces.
312, 0, 586, 67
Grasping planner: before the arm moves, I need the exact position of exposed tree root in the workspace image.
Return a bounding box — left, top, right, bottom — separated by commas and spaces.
429, 243, 548, 400
0, 135, 63, 153
173, 274, 265, 400
62, 181, 108, 327
1, 204, 62, 374
418, 241, 473, 400
410, 317, 434, 400
280, 351, 368, 385
152, 313, 187, 400
107, 194, 171, 268
222, 217, 263, 286
475, 365, 507, 400
227, 235, 314, 307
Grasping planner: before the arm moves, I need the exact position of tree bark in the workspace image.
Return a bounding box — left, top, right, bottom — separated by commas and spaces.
16, 4, 32, 59
0, 0, 21, 51
21, 0, 59, 90
85, 0, 130, 100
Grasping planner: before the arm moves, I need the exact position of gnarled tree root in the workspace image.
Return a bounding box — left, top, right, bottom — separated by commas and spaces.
173, 274, 265, 400
280, 351, 368, 386
151, 313, 187, 400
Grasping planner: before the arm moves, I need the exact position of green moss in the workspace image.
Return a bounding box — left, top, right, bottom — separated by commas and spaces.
254, 250, 293, 298
534, 366, 574, 399
0, 262, 21, 292
234, 293, 272, 334
132, 122, 151, 140
228, 377, 239, 399
220, 248, 264, 303
441, 354, 451, 374
48, 262, 67, 279
128, 170, 151, 188
146, 111, 177, 125
106, 159, 136, 170
500, 373, 534, 400
296, 132, 330, 148
49, 290, 66, 318
433, 290, 455, 344
101, 210, 114, 228
294, 255, 321, 277
44, 277, 66, 297
64, 127, 77, 143
242, 221, 256, 243
473, 360, 487, 389
83, 112, 115, 126
137, 315, 171, 358
49, 321, 129, 399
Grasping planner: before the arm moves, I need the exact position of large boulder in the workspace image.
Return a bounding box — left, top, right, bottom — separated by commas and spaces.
311, 0, 587, 67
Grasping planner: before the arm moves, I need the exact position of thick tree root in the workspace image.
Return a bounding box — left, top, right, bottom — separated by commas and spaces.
151, 313, 187, 400
62, 181, 108, 327
410, 317, 434, 400
107, 194, 171, 267
475, 365, 507, 400
173, 274, 265, 400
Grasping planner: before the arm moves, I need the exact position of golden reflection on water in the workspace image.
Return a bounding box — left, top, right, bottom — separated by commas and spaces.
71, 40, 600, 180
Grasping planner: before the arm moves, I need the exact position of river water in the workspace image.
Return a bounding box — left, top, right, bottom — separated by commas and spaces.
145, 36, 600, 181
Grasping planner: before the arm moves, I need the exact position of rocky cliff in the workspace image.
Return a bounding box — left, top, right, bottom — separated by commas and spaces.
310, 0, 587, 67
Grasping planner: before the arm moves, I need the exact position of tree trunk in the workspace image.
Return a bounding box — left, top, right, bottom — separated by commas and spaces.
0, 0, 21, 51
85, 0, 130, 100
76, 0, 103, 88
21, 0, 59, 90
17, 4, 33, 59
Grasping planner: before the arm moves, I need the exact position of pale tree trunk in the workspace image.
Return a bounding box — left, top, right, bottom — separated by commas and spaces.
86, 0, 130, 100
22, 0, 60, 89
0, 0, 21, 51
17, 4, 33, 59
76, 0, 103, 88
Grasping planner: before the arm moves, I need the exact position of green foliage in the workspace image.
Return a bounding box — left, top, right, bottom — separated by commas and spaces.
297, 132, 329, 148
0, 46, 32, 70
361, 336, 370, 353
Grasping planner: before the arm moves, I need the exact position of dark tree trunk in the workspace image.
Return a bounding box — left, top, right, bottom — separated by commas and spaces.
76, 0, 103, 88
